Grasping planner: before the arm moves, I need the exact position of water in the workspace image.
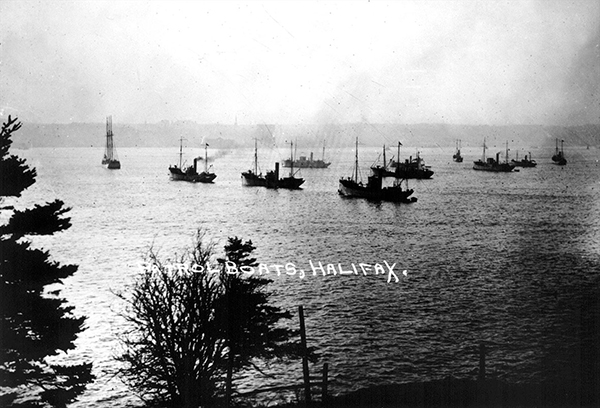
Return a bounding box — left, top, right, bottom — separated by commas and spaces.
11, 144, 600, 406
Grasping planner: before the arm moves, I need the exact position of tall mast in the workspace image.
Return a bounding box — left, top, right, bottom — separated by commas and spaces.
505, 141, 509, 163
254, 138, 258, 174
354, 137, 359, 182
482, 138, 486, 162
290, 141, 294, 177
178, 137, 183, 168
322, 139, 326, 161
383, 144, 386, 170
204, 143, 208, 173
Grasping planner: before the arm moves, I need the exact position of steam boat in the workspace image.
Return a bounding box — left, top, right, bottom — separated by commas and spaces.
169, 139, 216, 183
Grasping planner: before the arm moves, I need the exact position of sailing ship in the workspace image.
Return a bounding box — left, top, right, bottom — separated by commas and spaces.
169, 139, 217, 183
282, 141, 331, 168
511, 151, 537, 167
265, 142, 305, 189
389, 144, 434, 179
551, 139, 567, 165
338, 138, 416, 203
473, 139, 515, 172
241, 138, 267, 186
102, 116, 121, 169
453, 139, 464, 162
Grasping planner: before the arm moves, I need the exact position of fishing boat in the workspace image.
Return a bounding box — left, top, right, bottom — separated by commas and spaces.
102, 116, 121, 169
339, 138, 416, 203
390, 145, 434, 179
473, 139, 515, 172
241, 138, 266, 186
551, 139, 567, 165
282, 140, 331, 168
453, 139, 464, 162
265, 142, 304, 189
169, 139, 217, 183
511, 151, 537, 167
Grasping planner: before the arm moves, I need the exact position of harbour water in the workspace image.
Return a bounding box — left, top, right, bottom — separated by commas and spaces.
12, 144, 600, 406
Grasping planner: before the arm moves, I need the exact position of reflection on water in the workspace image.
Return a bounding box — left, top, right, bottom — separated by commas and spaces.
13, 146, 600, 406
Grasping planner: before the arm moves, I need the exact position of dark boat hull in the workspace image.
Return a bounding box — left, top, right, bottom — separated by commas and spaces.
338, 179, 415, 203
107, 160, 121, 169
473, 161, 515, 172
511, 160, 537, 168
169, 166, 216, 183
241, 171, 267, 186
266, 176, 305, 189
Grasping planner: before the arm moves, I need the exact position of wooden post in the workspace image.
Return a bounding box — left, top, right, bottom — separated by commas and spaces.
299, 306, 312, 404
478, 342, 486, 381
322, 362, 329, 404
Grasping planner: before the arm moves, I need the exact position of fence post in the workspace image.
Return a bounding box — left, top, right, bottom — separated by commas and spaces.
299, 306, 312, 405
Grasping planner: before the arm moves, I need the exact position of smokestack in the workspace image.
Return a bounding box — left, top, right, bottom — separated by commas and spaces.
310, 152, 314, 161
194, 158, 197, 172
275, 162, 280, 180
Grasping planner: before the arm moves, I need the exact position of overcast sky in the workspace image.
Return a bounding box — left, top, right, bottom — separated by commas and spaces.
1, 0, 598, 125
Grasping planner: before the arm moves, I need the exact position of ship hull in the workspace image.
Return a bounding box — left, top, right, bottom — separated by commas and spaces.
282, 159, 331, 169
169, 167, 216, 183
241, 171, 267, 186
107, 160, 121, 169
338, 179, 415, 203
473, 161, 515, 172
266, 176, 305, 189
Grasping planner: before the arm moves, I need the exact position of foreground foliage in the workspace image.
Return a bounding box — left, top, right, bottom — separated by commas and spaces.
117, 232, 301, 407
0, 116, 94, 407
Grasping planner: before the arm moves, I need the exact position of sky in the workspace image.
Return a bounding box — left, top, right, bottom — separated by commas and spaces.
1, 0, 599, 126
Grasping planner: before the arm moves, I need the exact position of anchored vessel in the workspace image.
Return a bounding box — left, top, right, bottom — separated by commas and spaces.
102, 116, 121, 169
473, 139, 515, 172
389, 143, 434, 179
551, 139, 567, 165
282, 141, 331, 168
169, 139, 216, 183
339, 138, 416, 203
266, 142, 305, 189
511, 151, 537, 168
241, 138, 267, 186
453, 139, 464, 162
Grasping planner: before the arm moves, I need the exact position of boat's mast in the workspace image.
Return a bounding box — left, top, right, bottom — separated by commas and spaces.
322, 139, 326, 161
204, 143, 208, 173
254, 137, 258, 174
179, 137, 183, 168
505, 141, 509, 163
354, 137, 359, 182
397, 141, 402, 167
290, 141, 294, 177
482, 138, 486, 161
106, 116, 113, 160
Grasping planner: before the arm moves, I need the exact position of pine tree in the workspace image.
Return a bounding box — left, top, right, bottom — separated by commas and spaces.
217, 237, 302, 406
0, 116, 94, 407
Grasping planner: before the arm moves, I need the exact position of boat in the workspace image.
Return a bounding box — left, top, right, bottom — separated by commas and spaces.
169, 139, 217, 183
453, 139, 464, 162
389, 144, 434, 179
338, 138, 417, 203
511, 151, 537, 167
473, 139, 515, 172
241, 138, 267, 186
282, 140, 331, 168
102, 116, 121, 169
265, 142, 305, 189
551, 139, 567, 165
